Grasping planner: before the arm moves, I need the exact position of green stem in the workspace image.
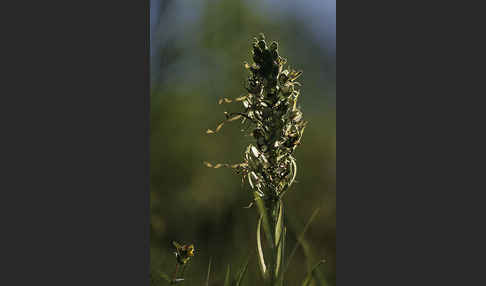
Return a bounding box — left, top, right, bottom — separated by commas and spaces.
256, 197, 285, 286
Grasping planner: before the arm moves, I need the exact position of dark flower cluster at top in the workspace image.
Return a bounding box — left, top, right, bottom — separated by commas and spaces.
206, 33, 307, 203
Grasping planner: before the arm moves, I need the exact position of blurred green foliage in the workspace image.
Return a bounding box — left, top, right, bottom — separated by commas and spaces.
150, 0, 335, 285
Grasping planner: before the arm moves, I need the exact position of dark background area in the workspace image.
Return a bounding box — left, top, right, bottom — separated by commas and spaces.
150, 0, 336, 285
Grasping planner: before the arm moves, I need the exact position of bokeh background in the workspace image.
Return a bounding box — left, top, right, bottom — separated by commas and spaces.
150, 0, 335, 285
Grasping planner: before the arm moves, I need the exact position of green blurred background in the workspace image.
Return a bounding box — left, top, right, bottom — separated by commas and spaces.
150, 0, 335, 285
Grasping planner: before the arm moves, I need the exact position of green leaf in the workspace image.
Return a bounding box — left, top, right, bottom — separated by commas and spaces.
275, 202, 284, 247
274, 203, 284, 278
276, 227, 286, 286
254, 195, 274, 248
256, 217, 267, 277
223, 265, 231, 286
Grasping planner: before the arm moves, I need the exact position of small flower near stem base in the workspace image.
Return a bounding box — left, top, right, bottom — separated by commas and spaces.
171, 241, 195, 284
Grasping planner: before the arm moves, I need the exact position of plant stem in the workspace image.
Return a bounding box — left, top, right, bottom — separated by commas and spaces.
171, 262, 179, 283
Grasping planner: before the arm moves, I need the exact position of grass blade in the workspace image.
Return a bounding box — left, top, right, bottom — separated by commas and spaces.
299, 239, 327, 286
234, 255, 251, 286
223, 265, 231, 286
301, 260, 326, 286
205, 257, 212, 286
280, 208, 320, 282
287, 213, 328, 286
